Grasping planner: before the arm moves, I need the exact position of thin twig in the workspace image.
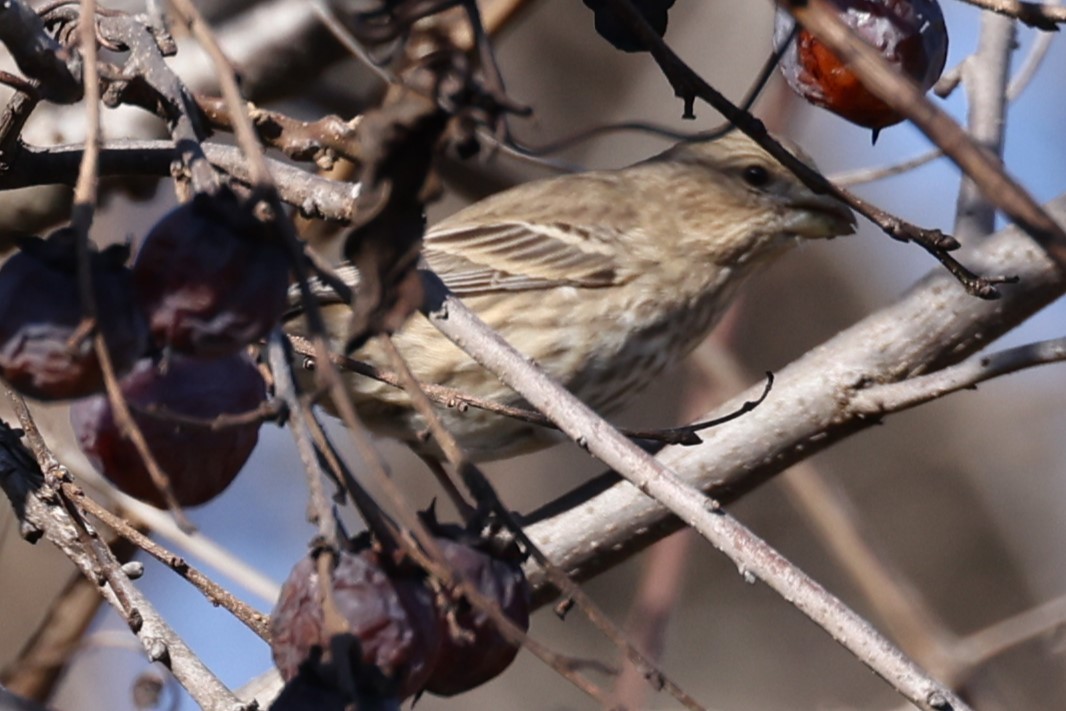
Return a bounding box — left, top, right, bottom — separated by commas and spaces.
266, 331, 340, 548
288, 333, 770, 446
610, 531, 693, 708
954, 593, 1066, 679
829, 149, 943, 187
62, 481, 272, 640
851, 336, 1066, 414
166, 0, 273, 189
0, 141, 361, 223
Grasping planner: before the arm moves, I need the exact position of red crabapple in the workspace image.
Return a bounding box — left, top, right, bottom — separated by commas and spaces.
70, 353, 265, 507
775, 0, 949, 132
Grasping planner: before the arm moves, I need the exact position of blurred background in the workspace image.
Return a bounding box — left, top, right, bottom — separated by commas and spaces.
2, 0, 1066, 709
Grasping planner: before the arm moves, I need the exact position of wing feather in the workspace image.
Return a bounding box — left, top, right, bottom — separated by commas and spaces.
288, 172, 638, 307
424, 221, 627, 296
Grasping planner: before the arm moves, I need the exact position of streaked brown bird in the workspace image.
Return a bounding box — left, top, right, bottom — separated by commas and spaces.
287, 131, 855, 461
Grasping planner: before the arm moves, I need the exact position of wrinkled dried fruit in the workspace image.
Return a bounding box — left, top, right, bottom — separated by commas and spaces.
270, 547, 442, 700
133, 189, 289, 357
775, 0, 948, 131
70, 353, 265, 507
0, 230, 147, 400
424, 536, 531, 696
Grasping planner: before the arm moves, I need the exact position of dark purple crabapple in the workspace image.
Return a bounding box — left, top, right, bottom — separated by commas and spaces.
424, 534, 531, 697
0, 230, 147, 400
70, 352, 265, 507
270, 545, 442, 701
133, 189, 290, 357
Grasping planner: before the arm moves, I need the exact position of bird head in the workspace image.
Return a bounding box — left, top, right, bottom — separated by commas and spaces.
644, 131, 856, 267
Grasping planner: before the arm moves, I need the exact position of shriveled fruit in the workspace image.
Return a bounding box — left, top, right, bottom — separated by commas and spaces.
424, 536, 531, 696
70, 353, 265, 507
133, 189, 289, 357
775, 0, 948, 132
270, 547, 442, 700
0, 230, 147, 400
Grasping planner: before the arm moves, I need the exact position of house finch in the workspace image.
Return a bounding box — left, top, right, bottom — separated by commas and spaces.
286, 131, 855, 460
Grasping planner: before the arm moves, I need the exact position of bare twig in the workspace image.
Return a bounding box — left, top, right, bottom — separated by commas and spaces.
97, 13, 219, 195
166, 0, 274, 189
266, 331, 340, 548
289, 333, 770, 447
130, 399, 280, 431
0, 141, 360, 223
830, 149, 943, 187
953, 593, 1066, 679
68, 0, 191, 528
196, 95, 362, 166
851, 336, 1066, 413
64, 483, 272, 641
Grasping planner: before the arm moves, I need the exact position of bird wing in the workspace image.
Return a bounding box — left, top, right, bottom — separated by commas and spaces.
423, 221, 626, 296
283, 220, 626, 316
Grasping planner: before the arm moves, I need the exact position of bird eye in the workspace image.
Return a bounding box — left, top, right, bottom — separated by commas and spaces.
742, 164, 771, 188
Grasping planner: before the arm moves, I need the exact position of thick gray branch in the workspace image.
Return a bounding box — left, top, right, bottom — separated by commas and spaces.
525, 194, 1066, 589
955, 12, 1016, 237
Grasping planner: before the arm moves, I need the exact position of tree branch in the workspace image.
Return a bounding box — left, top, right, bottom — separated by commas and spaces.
523, 194, 1066, 594
420, 274, 969, 711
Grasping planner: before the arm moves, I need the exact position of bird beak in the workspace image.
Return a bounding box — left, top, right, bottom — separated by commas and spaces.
786, 192, 857, 239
